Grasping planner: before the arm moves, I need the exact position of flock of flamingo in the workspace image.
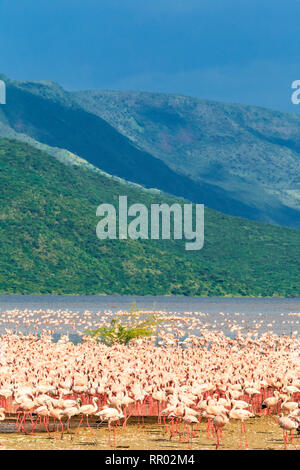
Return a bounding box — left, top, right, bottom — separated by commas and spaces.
0, 307, 298, 450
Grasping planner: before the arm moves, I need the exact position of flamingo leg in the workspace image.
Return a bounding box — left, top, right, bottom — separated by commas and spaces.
239, 422, 243, 448
214, 427, 218, 449
31, 415, 41, 434
188, 426, 193, 449
75, 415, 83, 434
44, 416, 51, 436
107, 421, 111, 446
123, 410, 133, 428
243, 422, 248, 448
206, 418, 211, 440
113, 423, 116, 446
60, 420, 64, 440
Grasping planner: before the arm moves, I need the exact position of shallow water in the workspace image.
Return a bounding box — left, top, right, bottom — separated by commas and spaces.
0, 417, 298, 451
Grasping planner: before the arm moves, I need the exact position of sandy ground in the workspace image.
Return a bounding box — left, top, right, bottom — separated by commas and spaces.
0, 416, 298, 450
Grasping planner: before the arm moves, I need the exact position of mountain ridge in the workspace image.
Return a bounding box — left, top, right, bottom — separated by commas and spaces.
73, 89, 300, 227
0, 76, 286, 226
0, 75, 299, 228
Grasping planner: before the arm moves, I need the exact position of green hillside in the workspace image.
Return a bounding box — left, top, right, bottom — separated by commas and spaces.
0, 137, 299, 296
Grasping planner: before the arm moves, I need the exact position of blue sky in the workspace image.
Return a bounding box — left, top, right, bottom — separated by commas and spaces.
1, 0, 300, 113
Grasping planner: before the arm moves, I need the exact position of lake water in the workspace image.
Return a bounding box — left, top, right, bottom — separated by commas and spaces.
0, 294, 299, 314
0, 295, 299, 337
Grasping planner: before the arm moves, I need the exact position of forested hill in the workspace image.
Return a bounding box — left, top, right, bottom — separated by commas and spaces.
0, 138, 299, 296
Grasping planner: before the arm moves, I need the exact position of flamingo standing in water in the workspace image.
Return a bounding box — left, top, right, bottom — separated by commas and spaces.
278, 414, 299, 450
201, 401, 227, 440
181, 412, 198, 449
32, 405, 51, 435
48, 403, 66, 438
213, 413, 229, 449
15, 396, 37, 433
261, 391, 281, 424
244, 387, 260, 413
95, 407, 124, 446
229, 406, 255, 447
63, 406, 80, 438
76, 396, 98, 434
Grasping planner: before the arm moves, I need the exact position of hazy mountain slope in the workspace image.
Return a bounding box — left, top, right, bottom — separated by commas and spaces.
0, 137, 300, 296
0, 120, 162, 194
1, 75, 298, 227
73, 90, 300, 227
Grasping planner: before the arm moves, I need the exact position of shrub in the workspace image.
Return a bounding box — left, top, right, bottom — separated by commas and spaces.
84, 304, 162, 345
